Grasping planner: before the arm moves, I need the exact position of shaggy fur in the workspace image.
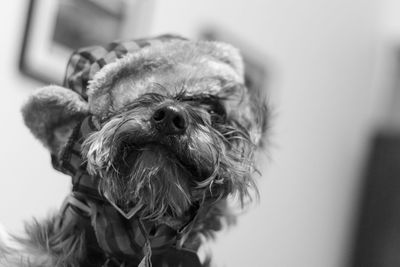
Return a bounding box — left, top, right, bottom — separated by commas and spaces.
1, 38, 268, 266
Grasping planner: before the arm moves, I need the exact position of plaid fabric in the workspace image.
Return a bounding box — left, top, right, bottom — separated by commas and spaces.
53, 36, 202, 267
63, 34, 186, 100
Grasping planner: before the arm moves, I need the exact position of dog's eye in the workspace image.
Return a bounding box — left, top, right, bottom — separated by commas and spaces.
180, 95, 226, 120
203, 101, 226, 119
206, 103, 222, 115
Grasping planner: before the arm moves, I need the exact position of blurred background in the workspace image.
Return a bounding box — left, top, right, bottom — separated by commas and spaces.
1, 0, 400, 266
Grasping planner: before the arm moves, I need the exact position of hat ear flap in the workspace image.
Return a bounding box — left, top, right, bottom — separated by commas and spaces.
22, 85, 89, 154
199, 41, 245, 79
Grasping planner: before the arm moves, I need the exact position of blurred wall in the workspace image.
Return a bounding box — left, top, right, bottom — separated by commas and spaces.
0, 0, 70, 232
0, 1, 387, 267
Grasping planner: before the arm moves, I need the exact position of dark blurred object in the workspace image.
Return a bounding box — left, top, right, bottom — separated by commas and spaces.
19, 0, 154, 85
201, 29, 268, 97
351, 132, 400, 267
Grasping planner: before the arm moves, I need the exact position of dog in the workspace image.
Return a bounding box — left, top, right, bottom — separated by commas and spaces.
0, 35, 268, 266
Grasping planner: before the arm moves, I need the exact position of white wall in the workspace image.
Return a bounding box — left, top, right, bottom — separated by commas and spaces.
0, 1, 389, 267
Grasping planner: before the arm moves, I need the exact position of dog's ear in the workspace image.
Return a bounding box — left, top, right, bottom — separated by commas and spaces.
22, 85, 89, 154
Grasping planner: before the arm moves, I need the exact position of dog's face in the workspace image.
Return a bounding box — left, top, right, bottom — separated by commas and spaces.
82, 83, 259, 220
22, 39, 267, 221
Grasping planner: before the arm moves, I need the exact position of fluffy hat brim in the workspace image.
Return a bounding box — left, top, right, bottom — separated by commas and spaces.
87, 39, 245, 117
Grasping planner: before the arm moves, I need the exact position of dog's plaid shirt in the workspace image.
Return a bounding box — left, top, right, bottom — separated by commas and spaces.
52, 35, 202, 267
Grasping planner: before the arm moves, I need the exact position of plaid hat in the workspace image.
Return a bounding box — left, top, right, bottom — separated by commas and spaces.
64, 34, 244, 119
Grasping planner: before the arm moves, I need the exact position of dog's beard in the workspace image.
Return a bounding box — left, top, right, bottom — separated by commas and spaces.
100, 145, 194, 220
82, 107, 257, 221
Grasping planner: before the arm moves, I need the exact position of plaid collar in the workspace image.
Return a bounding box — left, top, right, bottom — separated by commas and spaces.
52, 35, 202, 266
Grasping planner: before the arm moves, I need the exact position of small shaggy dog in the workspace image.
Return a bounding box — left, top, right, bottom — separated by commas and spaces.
0, 35, 267, 266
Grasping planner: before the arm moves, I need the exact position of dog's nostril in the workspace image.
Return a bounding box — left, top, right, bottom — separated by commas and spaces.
152, 105, 188, 135
153, 109, 165, 122
173, 116, 185, 129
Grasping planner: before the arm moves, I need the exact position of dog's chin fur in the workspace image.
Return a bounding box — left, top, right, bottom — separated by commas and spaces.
100, 147, 194, 220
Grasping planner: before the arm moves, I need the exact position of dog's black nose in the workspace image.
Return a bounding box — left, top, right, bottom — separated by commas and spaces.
152, 104, 188, 135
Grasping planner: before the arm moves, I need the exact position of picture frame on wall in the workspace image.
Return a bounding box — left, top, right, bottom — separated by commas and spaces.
19, 0, 154, 85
